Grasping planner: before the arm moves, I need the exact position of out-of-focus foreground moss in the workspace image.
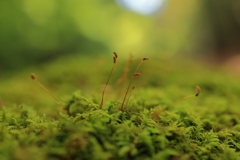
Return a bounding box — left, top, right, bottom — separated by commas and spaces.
0, 54, 240, 160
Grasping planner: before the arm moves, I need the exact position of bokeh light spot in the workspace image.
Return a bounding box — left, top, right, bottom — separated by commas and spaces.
116, 0, 165, 15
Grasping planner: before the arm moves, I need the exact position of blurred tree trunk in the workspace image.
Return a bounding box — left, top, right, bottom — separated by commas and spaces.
201, 0, 240, 60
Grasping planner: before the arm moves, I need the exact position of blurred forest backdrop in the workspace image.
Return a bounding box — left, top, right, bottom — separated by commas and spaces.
1, 0, 240, 72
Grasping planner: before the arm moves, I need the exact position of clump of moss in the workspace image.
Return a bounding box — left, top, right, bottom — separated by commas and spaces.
0, 54, 240, 160
1, 96, 240, 160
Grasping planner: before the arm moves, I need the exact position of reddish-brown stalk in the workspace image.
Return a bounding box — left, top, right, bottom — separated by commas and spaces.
31, 73, 70, 117
125, 85, 136, 109
120, 58, 148, 111
151, 86, 201, 120
114, 54, 133, 100
99, 52, 118, 109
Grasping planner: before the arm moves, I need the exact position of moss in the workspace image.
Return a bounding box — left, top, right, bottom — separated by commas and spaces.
0, 54, 240, 159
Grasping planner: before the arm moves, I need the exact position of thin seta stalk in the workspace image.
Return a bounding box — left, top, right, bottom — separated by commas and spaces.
114, 54, 133, 100
125, 85, 136, 108
151, 86, 201, 120
31, 73, 70, 117
120, 58, 148, 111
99, 52, 118, 109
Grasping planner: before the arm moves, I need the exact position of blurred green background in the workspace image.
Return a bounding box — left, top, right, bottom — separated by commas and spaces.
1, 0, 240, 109
1, 0, 240, 71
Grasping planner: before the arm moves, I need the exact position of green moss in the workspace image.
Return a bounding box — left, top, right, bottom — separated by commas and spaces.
0, 54, 240, 159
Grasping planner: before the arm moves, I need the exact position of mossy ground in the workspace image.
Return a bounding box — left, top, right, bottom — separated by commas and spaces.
0, 54, 240, 160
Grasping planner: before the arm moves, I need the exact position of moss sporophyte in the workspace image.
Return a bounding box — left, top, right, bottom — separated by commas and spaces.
31, 52, 200, 119
31, 73, 70, 117
151, 86, 201, 119
99, 52, 118, 109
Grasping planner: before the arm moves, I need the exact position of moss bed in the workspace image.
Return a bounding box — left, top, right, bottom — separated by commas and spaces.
0, 54, 240, 160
